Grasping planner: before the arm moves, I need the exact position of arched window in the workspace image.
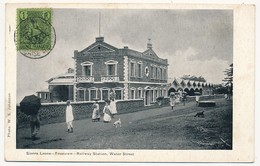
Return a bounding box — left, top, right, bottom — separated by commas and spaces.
100, 87, 110, 101
88, 87, 98, 101
137, 61, 142, 78
130, 59, 136, 77
81, 61, 93, 76
137, 87, 143, 99
105, 60, 118, 76
113, 87, 123, 100
77, 87, 86, 101
130, 87, 136, 99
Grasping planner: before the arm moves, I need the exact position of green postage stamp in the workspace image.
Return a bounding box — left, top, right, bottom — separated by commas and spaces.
16, 8, 55, 58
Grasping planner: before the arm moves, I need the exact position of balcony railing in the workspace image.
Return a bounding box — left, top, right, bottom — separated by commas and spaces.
101, 75, 119, 82
76, 75, 94, 83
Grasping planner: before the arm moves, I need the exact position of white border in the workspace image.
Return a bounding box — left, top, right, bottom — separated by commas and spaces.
1, 1, 258, 165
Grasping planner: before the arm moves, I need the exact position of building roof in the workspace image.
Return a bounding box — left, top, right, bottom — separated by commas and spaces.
48, 78, 74, 85
47, 73, 74, 84
36, 88, 49, 93
78, 37, 118, 54
171, 78, 211, 87
76, 37, 168, 65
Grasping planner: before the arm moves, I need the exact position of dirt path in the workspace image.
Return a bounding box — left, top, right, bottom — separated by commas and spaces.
17, 98, 231, 149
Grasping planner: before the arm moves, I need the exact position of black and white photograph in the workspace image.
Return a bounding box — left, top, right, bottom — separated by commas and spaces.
4, 3, 255, 162
16, 8, 233, 150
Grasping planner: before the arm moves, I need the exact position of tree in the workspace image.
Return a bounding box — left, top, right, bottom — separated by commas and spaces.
181, 75, 206, 82
222, 63, 233, 94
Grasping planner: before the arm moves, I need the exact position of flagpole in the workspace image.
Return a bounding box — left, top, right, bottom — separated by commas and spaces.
99, 11, 101, 37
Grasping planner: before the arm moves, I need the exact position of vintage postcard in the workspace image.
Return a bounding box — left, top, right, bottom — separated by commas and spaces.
5, 3, 255, 162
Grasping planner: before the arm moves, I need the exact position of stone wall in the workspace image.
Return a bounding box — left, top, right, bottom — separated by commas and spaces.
185, 94, 224, 102
17, 99, 147, 128
16, 95, 223, 128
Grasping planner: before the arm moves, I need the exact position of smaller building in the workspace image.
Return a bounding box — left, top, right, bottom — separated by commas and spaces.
36, 89, 51, 103
168, 78, 214, 96
36, 68, 75, 103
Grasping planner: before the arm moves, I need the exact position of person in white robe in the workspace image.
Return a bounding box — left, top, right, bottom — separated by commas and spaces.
103, 100, 112, 123
66, 100, 74, 133
195, 95, 200, 106
169, 92, 176, 110
110, 99, 117, 118
92, 100, 100, 122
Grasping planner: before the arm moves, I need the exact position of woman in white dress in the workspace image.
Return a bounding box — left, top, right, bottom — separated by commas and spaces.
103, 100, 112, 123
110, 99, 117, 118
92, 99, 100, 122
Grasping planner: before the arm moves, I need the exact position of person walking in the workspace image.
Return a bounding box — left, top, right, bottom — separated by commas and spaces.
92, 99, 100, 122
103, 99, 112, 123
110, 99, 117, 118
182, 93, 187, 106
224, 93, 228, 100
169, 92, 176, 110
195, 94, 200, 106
30, 112, 40, 140
66, 100, 74, 133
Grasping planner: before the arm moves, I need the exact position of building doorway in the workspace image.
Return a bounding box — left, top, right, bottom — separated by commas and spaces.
144, 90, 151, 106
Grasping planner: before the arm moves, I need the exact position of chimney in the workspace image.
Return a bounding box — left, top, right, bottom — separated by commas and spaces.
96, 37, 104, 42
124, 46, 128, 49
147, 38, 152, 49
67, 68, 74, 73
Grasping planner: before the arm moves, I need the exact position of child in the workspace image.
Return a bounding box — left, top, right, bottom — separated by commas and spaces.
92, 99, 100, 122
66, 100, 74, 133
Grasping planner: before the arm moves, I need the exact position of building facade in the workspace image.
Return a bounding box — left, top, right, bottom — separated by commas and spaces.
74, 37, 168, 106
37, 68, 74, 103
168, 78, 214, 96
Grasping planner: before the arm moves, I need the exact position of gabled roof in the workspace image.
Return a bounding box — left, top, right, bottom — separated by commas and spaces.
176, 78, 183, 83
79, 38, 118, 54
187, 80, 192, 86
183, 80, 189, 85
142, 48, 159, 58
172, 78, 180, 86
180, 80, 186, 87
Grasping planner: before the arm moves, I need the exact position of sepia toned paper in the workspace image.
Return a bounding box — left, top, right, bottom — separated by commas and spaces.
4, 3, 255, 162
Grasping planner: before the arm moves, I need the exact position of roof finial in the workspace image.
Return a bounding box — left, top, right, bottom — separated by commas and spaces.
99, 11, 101, 37
147, 38, 152, 49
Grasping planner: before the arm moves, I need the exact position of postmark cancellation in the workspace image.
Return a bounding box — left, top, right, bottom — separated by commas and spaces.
16, 8, 55, 59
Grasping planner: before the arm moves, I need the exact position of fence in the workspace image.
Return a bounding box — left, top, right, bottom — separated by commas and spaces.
17, 94, 224, 128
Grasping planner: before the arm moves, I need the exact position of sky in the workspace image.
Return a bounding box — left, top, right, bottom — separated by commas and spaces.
17, 9, 233, 103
